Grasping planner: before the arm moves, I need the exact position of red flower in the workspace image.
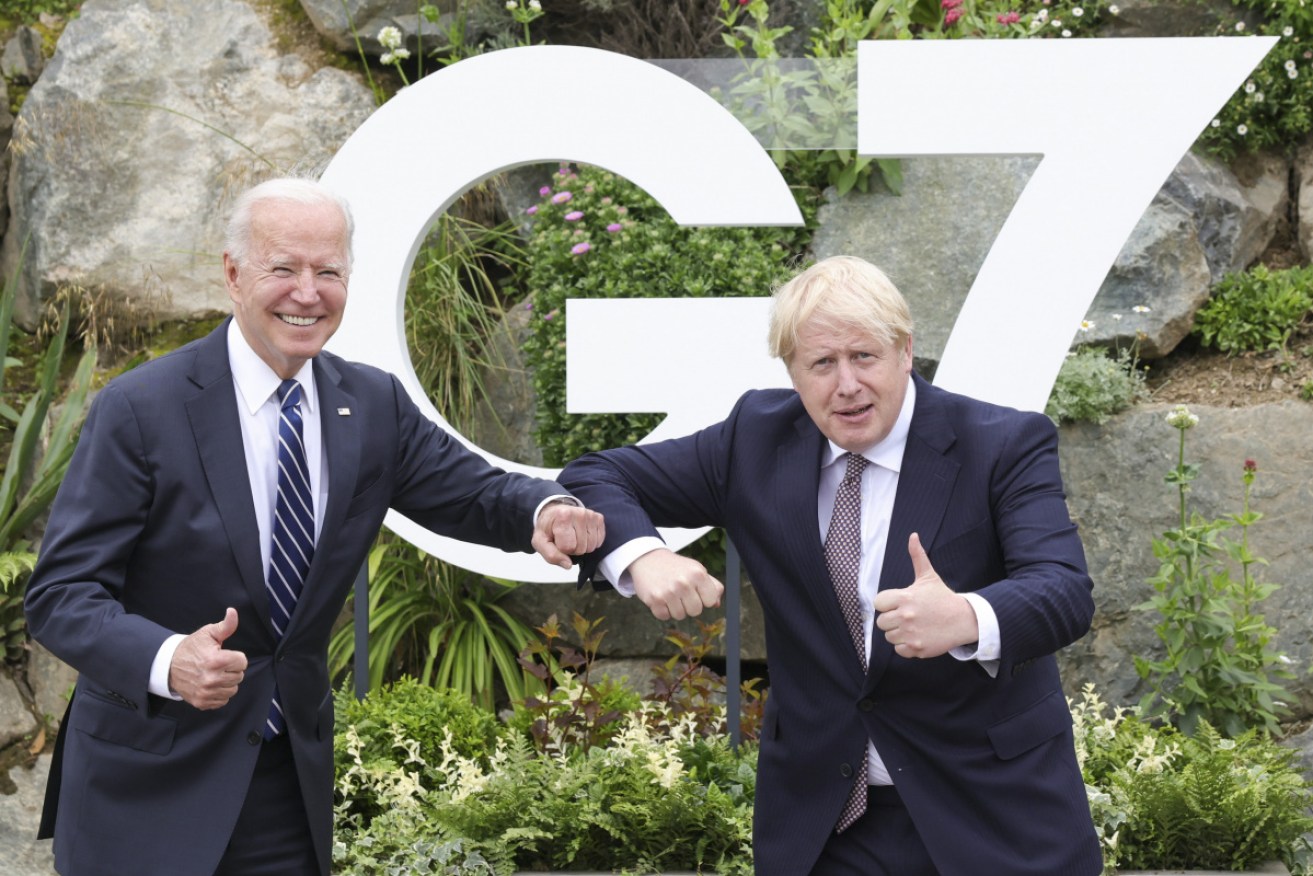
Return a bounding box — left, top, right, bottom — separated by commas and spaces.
1244, 458, 1258, 473
941, 0, 963, 8
997, 11, 1021, 24
945, 6, 964, 23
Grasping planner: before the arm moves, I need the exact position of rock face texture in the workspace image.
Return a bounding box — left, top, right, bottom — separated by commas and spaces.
1, 0, 375, 325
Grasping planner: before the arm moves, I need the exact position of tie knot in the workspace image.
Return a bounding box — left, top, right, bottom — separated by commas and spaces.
277, 379, 301, 412
842, 452, 867, 484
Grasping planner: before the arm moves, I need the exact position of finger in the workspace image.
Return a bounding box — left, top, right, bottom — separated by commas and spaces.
908, 532, 934, 579
697, 575, 724, 609
551, 515, 579, 556
531, 530, 570, 568
208, 607, 239, 645
872, 587, 901, 613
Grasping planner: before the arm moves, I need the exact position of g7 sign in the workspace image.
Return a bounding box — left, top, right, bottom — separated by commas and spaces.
321, 39, 1275, 583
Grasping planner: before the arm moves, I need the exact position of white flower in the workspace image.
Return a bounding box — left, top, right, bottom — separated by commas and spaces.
1235, 20, 1245, 31
529, 0, 542, 9
1079, 320, 1095, 332
1108, 4, 1119, 12
1280, 655, 1296, 665
1052, 18, 1063, 26
377, 25, 403, 50
1255, 91, 1265, 102
1211, 118, 1221, 127
1290, 68, 1300, 79
506, 0, 517, 8
1166, 405, 1199, 429
1245, 81, 1256, 93
1285, 26, 1295, 37
1062, 28, 1072, 36
1036, 8, 1049, 19
1072, 6, 1084, 14
380, 51, 395, 65
1132, 304, 1151, 313
1112, 313, 1123, 321
1237, 124, 1249, 135
1286, 59, 1298, 70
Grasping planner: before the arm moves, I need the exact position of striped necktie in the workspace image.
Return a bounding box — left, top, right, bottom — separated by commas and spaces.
825, 451, 869, 832
264, 379, 314, 738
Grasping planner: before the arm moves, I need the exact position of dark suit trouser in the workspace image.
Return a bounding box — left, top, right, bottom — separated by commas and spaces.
809, 785, 939, 876
213, 734, 318, 876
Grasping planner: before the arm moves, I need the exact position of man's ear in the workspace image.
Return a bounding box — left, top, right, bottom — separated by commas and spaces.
222, 253, 240, 302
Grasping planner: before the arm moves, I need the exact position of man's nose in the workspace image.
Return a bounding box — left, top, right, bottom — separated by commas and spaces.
835, 361, 860, 394
290, 269, 320, 300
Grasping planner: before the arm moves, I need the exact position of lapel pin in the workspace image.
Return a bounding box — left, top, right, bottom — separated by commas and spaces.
337, 407, 351, 416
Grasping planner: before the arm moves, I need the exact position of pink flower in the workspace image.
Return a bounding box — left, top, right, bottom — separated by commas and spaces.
565, 210, 584, 221
552, 191, 573, 205
544, 309, 558, 321
606, 223, 623, 233
941, 0, 962, 9
944, 7, 964, 23
525, 205, 538, 216
996, 11, 1020, 23
739, 0, 750, 5
539, 186, 551, 197
571, 242, 591, 255
601, 197, 613, 205
1244, 458, 1258, 473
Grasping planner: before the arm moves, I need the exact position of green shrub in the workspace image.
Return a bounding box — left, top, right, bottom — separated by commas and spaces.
520, 163, 800, 467
1045, 346, 1146, 425
1071, 686, 1313, 874
1194, 264, 1313, 355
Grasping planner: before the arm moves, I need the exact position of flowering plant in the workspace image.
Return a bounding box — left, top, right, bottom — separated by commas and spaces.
1133, 406, 1295, 737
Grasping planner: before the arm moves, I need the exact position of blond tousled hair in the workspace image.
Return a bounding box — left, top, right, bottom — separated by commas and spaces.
767, 255, 914, 364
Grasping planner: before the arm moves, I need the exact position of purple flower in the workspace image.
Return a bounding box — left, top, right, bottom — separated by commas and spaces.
525, 205, 538, 216
539, 186, 551, 197
552, 191, 573, 205
606, 223, 623, 233
571, 242, 591, 255
544, 309, 559, 321
565, 210, 584, 221
524, 301, 534, 310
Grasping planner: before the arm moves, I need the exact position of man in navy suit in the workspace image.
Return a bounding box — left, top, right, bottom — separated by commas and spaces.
560, 256, 1102, 875
25, 177, 609, 876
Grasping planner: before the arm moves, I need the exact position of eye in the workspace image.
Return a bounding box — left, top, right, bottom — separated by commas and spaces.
318, 269, 341, 280
272, 266, 294, 277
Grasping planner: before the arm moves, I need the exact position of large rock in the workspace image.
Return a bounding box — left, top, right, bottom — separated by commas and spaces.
0, 77, 11, 244
1297, 136, 1313, 262
297, 0, 469, 55
25, 645, 75, 729
811, 155, 1039, 369
813, 150, 1282, 365
1, 0, 376, 325
1055, 401, 1313, 717
0, 755, 55, 876
0, 26, 45, 85
0, 670, 34, 751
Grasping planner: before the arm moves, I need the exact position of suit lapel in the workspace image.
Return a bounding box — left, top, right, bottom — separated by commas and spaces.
184, 321, 272, 637
775, 411, 870, 687
865, 377, 960, 691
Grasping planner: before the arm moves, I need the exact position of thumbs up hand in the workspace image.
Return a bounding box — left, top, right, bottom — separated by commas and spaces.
872, 533, 980, 659
168, 607, 249, 710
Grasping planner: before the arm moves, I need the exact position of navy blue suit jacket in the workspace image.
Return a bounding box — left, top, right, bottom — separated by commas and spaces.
560, 375, 1102, 876
25, 321, 564, 876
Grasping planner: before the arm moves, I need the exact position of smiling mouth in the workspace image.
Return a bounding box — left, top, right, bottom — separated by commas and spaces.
278, 314, 319, 327
836, 404, 872, 418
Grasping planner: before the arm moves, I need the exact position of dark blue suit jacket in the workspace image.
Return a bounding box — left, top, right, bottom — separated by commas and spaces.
560, 375, 1102, 876
25, 321, 564, 876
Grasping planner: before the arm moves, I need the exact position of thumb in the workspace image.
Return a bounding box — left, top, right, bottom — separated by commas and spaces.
908, 532, 934, 581
207, 607, 239, 645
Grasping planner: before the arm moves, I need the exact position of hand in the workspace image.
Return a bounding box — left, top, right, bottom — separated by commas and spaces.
532, 502, 605, 570
629, 548, 724, 621
872, 533, 979, 659
168, 608, 248, 710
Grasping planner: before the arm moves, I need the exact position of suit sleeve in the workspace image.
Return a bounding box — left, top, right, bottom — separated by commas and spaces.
559, 394, 745, 581
972, 410, 1094, 665
24, 384, 177, 705
382, 374, 563, 552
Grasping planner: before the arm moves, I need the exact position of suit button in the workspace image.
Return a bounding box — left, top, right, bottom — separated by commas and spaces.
839, 763, 853, 778
247, 731, 262, 746
858, 698, 875, 712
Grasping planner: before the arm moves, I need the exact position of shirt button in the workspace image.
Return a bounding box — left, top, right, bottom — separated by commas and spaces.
247, 731, 262, 746
839, 763, 854, 778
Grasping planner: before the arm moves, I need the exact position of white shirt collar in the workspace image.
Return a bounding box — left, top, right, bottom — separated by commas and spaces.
226, 319, 317, 415
820, 375, 916, 473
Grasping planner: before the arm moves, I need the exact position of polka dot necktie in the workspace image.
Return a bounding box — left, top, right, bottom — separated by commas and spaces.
264, 379, 314, 739
824, 451, 869, 832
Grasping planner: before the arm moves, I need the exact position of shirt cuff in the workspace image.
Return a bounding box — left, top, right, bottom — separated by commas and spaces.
598, 536, 668, 598
950, 592, 1001, 678
532, 494, 581, 527
149, 634, 187, 700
